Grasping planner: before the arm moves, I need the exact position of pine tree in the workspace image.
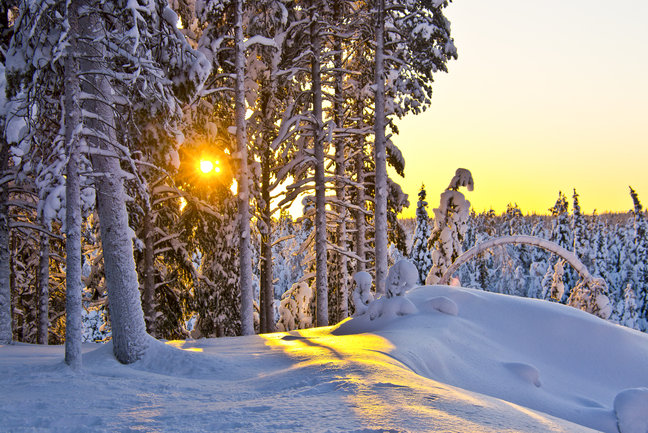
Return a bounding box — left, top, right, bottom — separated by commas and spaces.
7, 0, 209, 362
409, 185, 432, 284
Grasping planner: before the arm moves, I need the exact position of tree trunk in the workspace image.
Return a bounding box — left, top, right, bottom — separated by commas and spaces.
235, 0, 254, 335
142, 208, 156, 336
373, 0, 388, 296
79, 0, 149, 363
260, 146, 274, 333
311, 14, 328, 327
354, 116, 367, 273
63, 0, 83, 369
333, 33, 348, 320
0, 139, 11, 345
37, 231, 49, 345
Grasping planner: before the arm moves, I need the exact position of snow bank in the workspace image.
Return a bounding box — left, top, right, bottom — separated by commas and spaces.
335, 284, 648, 432
614, 388, 648, 433
2, 283, 648, 432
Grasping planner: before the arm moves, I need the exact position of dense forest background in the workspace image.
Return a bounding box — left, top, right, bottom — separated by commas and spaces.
9, 185, 648, 344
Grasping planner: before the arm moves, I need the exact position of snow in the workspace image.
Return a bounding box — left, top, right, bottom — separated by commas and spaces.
384, 259, 418, 296
2, 284, 647, 432
614, 388, 648, 433
352, 271, 374, 316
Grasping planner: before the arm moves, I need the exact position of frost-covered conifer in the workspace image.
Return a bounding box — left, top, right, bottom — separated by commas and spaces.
549, 191, 575, 300
620, 284, 639, 330
572, 189, 592, 270
549, 260, 565, 302
628, 187, 648, 329
567, 278, 612, 320
276, 281, 314, 331
409, 185, 432, 285
426, 169, 474, 285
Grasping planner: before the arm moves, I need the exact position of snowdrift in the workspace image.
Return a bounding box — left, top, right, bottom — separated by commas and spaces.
1, 284, 647, 432
336, 284, 648, 432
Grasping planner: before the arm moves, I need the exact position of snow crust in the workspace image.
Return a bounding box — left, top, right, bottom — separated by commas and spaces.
2, 284, 647, 432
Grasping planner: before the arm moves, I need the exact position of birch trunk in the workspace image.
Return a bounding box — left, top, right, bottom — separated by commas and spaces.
79, 1, 149, 363
373, 0, 388, 296
0, 139, 11, 345
311, 14, 328, 327
64, 0, 82, 369
37, 232, 49, 345
235, 0, 254, 335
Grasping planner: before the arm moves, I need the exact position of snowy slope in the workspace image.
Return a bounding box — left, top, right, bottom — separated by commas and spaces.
1, 285, 647, 432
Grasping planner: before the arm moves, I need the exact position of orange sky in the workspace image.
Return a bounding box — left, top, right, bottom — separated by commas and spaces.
393, 0, 648, 218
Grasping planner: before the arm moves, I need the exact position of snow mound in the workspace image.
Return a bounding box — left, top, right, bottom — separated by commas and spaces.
421, 296, 458, 316
334, 284, 648, 432
352, 271, 374, 316
385, 259, 418, 296
503, 362, 541, 387
614, 388, 648, 433
368, 296, 417, 320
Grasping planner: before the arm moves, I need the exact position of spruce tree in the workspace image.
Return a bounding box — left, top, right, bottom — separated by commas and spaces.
572, 189, 592, 270
629, 187, 648, 330
409, 184, 432, 285
549, 191, 574, 301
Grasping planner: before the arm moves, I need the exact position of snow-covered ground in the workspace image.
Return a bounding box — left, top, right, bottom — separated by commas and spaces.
2, 285, 647, 433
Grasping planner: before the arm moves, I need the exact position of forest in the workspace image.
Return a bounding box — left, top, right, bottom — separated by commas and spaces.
0, 0, 646, 372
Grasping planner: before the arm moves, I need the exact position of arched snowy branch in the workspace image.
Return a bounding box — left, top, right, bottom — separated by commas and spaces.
440, 235, 594, 285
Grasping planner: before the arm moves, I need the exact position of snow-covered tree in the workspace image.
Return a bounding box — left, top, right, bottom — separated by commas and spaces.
7, 0, 209, 363
0, 0, 19, 345
628, 187, 647, 329
620, 284, 639, 330
371, 0, 457, 295
549, 191, 575, 300
567, 278, 612, 320
426, 169, 474, 285
572, 189, 592, 270
352, 271, 374, 316
409, 185, 432, 284
276, 281, 314, 331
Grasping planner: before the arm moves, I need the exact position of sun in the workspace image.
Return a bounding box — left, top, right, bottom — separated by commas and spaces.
200, 160, 214, 173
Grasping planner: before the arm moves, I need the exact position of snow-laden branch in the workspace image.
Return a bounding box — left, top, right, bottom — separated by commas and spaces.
440, 235, 594, 285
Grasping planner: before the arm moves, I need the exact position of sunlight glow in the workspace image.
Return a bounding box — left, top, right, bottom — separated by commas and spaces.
200, 160, 214, 173
165, 340, 203, 352
230, 179, 238, 196
261, 328, 517, 432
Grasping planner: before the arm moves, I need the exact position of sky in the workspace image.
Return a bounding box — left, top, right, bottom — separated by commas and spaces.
393, 0, 648, 218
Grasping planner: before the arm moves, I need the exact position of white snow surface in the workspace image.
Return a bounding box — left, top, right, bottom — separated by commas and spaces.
2, 285, 648, 432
